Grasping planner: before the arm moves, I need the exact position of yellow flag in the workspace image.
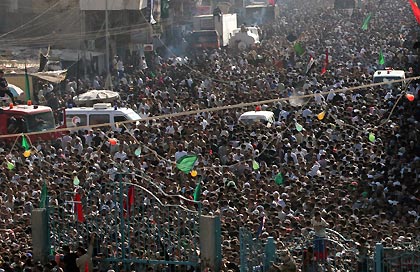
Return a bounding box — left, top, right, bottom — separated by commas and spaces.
317, 111, 326, 120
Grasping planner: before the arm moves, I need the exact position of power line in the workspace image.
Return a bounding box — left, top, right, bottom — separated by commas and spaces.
0, 0, 65, 39
0, 76, 415, 139
0, 20, 153, 47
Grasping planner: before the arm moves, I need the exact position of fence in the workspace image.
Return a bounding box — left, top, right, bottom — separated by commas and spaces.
48, 174, 202, 271
240, 228, 419, 272
240, 227, 276, 272
240, 227, 363, 271
379, 244, 420, 272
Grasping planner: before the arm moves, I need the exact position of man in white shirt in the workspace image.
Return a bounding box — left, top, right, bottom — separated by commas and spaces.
84, 130, 94, 147
61, 132, 73, 149
284, 150, 298, 165
314, 90, 325, 104
113, 145, 127, 161
138, 108, 150, 119
311, 211, 329, 260
326, 89, 336, 101
174, 144, 187, 161
309, 161, 321, 177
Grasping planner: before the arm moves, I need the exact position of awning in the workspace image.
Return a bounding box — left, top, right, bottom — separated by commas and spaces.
31, 70, 67, 83
8, 84, 25, 97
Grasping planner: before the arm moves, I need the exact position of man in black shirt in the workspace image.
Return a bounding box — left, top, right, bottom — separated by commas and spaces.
62, 245, 78, 272
0, 70, 16, 105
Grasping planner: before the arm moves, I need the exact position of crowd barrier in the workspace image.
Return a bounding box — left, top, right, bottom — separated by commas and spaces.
239, 228, 420, 272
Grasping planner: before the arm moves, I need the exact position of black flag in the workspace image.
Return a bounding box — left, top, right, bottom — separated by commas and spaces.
38, 53, 48, 72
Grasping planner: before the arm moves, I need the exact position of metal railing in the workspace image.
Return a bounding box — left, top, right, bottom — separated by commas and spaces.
240, 228, 420, 272
48, 174, 201, 271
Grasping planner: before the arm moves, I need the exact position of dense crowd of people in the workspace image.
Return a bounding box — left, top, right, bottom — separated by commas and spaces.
1, 0, 419, 271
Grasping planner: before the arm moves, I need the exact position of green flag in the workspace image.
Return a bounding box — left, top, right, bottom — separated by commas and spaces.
274, 173, 284, 185
7, 162, 15, 170
193, 180, 201, 201
293, 42, 305, 56
252, 160, 260, 170
24, 63, 31, 101
176, 155, 198, 174
378, 49, 385, 65
361, 13, 372, 30
40, 182, 47, 208
22, 135, 30, 150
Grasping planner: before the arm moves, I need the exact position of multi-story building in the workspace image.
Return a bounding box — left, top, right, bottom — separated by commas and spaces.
0, 0, 196, 66
0, 0, 196, 75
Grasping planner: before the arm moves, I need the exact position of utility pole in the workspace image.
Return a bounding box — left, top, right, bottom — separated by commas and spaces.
81, 10, 87, 79
105, 0, 111, 89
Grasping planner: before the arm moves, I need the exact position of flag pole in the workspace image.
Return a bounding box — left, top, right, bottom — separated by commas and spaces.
24, 62, 31, 102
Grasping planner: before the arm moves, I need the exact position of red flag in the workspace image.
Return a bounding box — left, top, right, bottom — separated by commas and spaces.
321, 49, 329, 76
409, 0, 420, 24
268, 0, 275, 6
123, 186, 135, 217
74, 193, 85, 223
128, 186, 135, 206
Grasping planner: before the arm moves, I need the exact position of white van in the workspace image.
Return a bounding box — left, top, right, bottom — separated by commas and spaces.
229, 26, 261, 50
238, 111, 275, 127
373, 70, 406, 87
65, 103, 141, 131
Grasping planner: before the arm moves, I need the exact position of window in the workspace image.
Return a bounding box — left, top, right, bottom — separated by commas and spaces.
26, 112, 56, 132
89, 114, 110, 126
373, 76, 403, 83
7, 117, 26, 134
114, 115, 127, 123
66, 114, 88, 128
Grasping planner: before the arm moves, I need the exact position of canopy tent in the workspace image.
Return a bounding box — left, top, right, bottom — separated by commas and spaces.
31, 70, 67, 83
73, 90, 120, 106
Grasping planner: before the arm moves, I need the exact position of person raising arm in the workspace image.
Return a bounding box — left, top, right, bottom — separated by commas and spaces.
76, 233, 96, 272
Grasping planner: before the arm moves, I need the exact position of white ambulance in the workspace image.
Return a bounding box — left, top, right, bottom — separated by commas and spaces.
65, 103, 141, 131
373, 69, 406, 87
238, 111, 275, 127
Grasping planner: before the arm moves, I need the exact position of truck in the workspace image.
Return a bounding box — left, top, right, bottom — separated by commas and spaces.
186, 30, 221, 50
0, 103, 65, 142
237, 4, 279, 26
229, 25, 261, 50
192, 13, 238, 47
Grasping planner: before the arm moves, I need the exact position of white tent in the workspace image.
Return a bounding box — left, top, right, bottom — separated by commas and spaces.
73, 90, 120, 106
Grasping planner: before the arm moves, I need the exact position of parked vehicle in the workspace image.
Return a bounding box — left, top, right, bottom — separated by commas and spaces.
373, 69, 406, 87
0, 102, 65, 141
192, 13, 238, 47
238, 111, 275, 127
186, 30, 221, 50
65, 103, 141, 131
229, 25, 261, 50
